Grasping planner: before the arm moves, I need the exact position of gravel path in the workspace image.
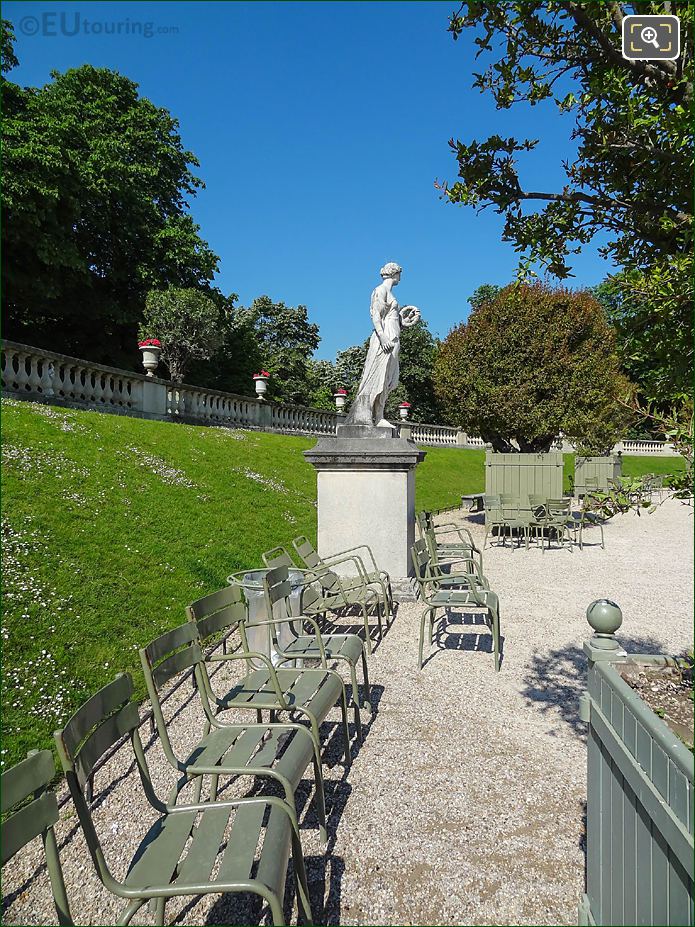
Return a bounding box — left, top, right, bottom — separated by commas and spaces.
3, 499, 692, 926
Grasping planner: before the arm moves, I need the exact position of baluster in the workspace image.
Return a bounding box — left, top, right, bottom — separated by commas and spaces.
103, 374, 114, 406
39, 361, 55, 398
17, 350, 30, 392
27, 354, 42, 394
91, 371, 105, 406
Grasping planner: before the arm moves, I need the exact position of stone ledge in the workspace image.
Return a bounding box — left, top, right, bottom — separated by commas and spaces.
305, 436, 426, 471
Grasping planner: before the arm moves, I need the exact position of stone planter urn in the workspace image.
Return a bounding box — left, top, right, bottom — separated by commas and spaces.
398, 402, 411, 420
138, 340, 162, 377
334, 389, 348, 412
253, 371, 270, 400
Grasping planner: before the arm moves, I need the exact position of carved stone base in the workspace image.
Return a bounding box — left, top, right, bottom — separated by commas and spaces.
304, 435, 426, 580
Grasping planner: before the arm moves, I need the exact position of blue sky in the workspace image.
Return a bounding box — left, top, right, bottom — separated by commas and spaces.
5, 1, 612, 359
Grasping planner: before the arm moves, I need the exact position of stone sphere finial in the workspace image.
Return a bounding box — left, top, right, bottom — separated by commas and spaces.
586, 599, 623, 636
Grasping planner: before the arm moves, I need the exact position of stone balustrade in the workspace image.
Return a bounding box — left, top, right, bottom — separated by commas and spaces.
1, 340, 680, 455
614, 438, 679, 456
1, 340, 151, 414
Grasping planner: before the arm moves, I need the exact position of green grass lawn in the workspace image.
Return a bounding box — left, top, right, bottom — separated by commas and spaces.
1, 397, 685, 769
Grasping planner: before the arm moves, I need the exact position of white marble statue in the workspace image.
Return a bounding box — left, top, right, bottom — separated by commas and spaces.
345, 262, 421, 428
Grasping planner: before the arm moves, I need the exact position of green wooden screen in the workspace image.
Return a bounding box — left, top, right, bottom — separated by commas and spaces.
485, 451, 564, 500
580, 657, 694, 926
575, 455, 623, 496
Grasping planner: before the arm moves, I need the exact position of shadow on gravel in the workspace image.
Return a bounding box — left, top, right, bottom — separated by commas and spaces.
521, 634, 669, 737
423, 610, 504, 670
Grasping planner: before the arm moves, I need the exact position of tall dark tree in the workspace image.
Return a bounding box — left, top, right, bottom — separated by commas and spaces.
2, 25, 218, 367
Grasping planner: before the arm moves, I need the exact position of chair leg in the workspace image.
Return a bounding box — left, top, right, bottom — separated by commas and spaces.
361, 602, 372, 655
430, 609, 436, 645
269, 893, 285, 927
118, 899, 145, 926
361, 649, 371, 711
349, 663, 363, 742
291, 829, 314, 925
339, 688, 351, 766
311, 749, 328, 845
155, 897, 166, 926
418, 608, 428, 670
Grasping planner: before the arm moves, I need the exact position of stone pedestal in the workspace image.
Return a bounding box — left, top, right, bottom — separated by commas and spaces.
304, 427, 425, 595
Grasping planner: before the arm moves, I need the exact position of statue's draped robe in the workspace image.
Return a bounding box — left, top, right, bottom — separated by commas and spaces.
345, 287, 401, 426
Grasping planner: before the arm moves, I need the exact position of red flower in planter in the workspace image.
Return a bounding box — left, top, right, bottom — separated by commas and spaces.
335, 388, 348, 395
253, 371, 270, 378
138, 338, 161, 347
399, 401, 411, 408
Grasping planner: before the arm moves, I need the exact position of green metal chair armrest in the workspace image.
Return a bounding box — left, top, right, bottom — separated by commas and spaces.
430, 522, 479, 550
241, 614, 327, 667
324, 543, 380, 575
319, 551, 371, 583
205, 650, 290, 710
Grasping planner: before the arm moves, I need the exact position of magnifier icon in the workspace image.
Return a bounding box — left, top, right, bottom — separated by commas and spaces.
641, 25, 660, 49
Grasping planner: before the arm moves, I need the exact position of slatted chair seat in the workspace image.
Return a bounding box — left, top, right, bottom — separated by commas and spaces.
219, 667, 344, 722
428, 588, 500, 610
140, 620, 328, 843
181, 724, 314, 797
187, 584, 352, 769
124, 800, 292, 906
55, 674, 313, 926
281, 633, 364, 664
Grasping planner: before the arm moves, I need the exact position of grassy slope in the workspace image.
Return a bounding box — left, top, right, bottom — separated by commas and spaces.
1, 398, 685, 767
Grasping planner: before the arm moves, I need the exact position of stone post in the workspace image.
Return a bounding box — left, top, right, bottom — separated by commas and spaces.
140, 378, 168, 419
304, 424, 425, 599
456, 429, 467, 446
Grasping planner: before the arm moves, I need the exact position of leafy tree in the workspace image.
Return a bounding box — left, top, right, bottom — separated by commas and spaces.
329, 321, 445, 424
467, 284, 501, 311
434, 282, 632, 453
594, 277, 692, 405
140, 288, 223, 383
200, 296, 320, 405
2, 27, 218, 367
386, 319, 443, 423
305, 359, 342, 411
440, 2, 693, 401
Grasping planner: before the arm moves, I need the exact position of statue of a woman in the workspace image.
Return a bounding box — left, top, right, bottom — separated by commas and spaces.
345, 262, 421, 428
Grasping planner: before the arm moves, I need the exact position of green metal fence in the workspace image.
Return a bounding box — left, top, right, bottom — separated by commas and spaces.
485, 451, 564, 499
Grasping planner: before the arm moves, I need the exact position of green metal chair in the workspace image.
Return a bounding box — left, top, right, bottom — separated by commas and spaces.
291, 537, 387, 653
421, 525, 491, 590
187, 584, 352, 767
292, 535, 393, 617
261, 565, 371, 733
546, 498, 575, 551
55, 673, 313, 926
140, 620, 327, 843
411, 539, 501, 672
261, 545, 352, 622
416, 511, 484, 570
2, 749, 72, 925
576, 502, 606, 550
483, 494, 510, 548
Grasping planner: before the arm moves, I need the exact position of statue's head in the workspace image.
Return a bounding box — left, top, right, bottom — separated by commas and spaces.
380, 262, 402, 283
